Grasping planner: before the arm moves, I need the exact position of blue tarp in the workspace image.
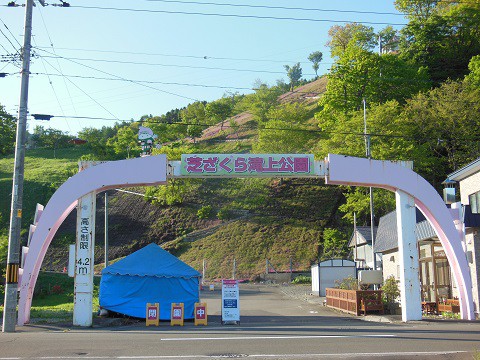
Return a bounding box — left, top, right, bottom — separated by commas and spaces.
99, 243, 201, 320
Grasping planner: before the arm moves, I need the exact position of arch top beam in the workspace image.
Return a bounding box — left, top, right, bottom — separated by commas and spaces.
17, 153, 475, 326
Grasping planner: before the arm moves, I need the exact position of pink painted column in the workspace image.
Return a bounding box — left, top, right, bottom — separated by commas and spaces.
326, 154, 474, 320
18, 155, 168, 325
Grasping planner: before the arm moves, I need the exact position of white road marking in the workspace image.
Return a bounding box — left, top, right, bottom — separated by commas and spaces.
160, 334, 396, 341
0, 350, 466, 359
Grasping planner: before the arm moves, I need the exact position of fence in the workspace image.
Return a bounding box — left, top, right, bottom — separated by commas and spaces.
325, 288, 384, 316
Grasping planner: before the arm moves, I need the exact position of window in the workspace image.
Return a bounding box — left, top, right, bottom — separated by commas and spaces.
469, 191, 480, 214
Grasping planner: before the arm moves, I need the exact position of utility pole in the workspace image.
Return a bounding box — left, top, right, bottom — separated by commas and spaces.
3, 0, 34, 333
232, 258, 236, 280
363, 98, 377, 270
104, 192, 109, 268
363, 98, 376, 272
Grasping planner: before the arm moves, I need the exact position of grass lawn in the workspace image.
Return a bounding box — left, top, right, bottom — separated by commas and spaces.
0, 272, 100, 323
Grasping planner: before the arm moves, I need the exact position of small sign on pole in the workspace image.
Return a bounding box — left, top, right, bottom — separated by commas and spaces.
194, 302, 208, 326
171, 303, 184, 326
146, 303, 159, 326
221, 279, 240, 325
209, 284, 215, 291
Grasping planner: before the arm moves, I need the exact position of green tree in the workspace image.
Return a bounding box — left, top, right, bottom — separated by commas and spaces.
31, 125, 71, 157
0, 105, 16, 155
284, 63, 303, 91
186, 124, 203, 143
326, 23, 376, 58
107, 126, 139, 158
253, 103, 315, 153
308, 51, 323, 78
319, 47, 429, 114
181, 101, 207, 124
378, 26, 399, 54
401, 79, 480, 185
465, 55, 480, 88
205, 97, 234, 130
395, 0, 480, 83
322, 228, 348, 259
242, 81, 282, 124
78, 126, 117, 159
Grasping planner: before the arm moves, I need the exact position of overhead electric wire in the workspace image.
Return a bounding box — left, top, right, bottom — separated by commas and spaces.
0, 27, 20, 55
32, 36, 72, 133
71, 5, 408, 26
36, 3, 78, 131
0, 18, 22, 49
33, 45, 328, 65
31, 71, 254, 91
35, 47, 201, 102
144, 0, 406, 17
40, 57, 121, 121
37, 53, 317, 76
37, 115, 480, 143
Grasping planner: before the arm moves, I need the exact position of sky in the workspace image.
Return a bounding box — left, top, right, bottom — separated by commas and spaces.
0, 0, 407, 135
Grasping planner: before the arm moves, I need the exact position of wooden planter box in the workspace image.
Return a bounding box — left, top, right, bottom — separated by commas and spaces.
325, 288, 384, 316
437, 299, 460, 314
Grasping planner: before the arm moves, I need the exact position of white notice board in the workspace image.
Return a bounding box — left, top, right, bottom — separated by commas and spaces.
221, 279, 240, 324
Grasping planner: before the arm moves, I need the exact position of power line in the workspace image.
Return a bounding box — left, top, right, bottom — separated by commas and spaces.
40, 57, 121, 121
31, 71, 254, 90
0, 27, 20, 54
33, 45, 331, 65
37, 115, 480, 142
71, 5, 408, 26
34, 48, 202, 102
37, 53, 317, 76
143, 0, 407, 17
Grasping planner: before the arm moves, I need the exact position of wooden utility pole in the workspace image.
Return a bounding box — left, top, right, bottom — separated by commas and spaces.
3, 0, 34, 333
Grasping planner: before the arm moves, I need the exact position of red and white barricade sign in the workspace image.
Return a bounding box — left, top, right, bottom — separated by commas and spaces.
146, 303, 159, 326
194, 302, 208, 326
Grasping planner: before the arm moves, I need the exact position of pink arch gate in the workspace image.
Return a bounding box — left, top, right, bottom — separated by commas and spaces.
17, 154, 475, 326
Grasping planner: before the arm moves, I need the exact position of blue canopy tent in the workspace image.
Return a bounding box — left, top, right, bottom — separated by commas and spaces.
99, 243, 201, 320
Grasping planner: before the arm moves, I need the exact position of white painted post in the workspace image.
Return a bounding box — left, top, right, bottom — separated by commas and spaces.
396, 190, 422, 321
73, 192, 96, 326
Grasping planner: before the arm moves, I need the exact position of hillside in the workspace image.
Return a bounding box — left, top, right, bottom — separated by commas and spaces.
1, 78, 348, 279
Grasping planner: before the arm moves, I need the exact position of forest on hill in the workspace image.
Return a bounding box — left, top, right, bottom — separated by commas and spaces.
1, 0, 479, 279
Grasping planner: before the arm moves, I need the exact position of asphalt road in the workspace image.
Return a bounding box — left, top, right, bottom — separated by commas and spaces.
1, 284, 479, 360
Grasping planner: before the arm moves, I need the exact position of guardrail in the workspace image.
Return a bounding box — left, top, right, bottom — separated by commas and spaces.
325, 288, 384, 316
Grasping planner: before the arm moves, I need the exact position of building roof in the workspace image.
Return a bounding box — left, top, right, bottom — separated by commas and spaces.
348, 226, 377, 247
374, 209, 437, 253
446, 158, 480, 182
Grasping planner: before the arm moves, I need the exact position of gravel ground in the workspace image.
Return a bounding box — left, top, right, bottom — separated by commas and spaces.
273, 283, 326, 305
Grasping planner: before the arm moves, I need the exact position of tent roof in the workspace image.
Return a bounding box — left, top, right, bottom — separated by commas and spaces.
102, 243, 201, 279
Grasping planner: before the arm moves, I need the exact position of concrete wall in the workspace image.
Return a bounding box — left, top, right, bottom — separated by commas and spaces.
459, 173, 480, 318
466, 229, 480, 317
459, 172, 480, 204
381, 249, 400, 281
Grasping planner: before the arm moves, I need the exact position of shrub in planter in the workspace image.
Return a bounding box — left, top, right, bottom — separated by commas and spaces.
382, 275, 400, 314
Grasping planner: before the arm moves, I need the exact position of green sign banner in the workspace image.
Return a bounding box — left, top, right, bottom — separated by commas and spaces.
180, 154, 315, 177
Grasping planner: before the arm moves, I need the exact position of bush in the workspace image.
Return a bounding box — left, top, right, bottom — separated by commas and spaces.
217, 208, 233, 220
197, 205, 213, 219
382, 275, 400, 304
292, 275, 311, 284
382, 275, 400, 314
334, 275, 358, 290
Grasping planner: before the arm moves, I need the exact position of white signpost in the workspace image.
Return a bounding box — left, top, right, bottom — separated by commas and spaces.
73, 192, 96, 326
221, 279, 240, 325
